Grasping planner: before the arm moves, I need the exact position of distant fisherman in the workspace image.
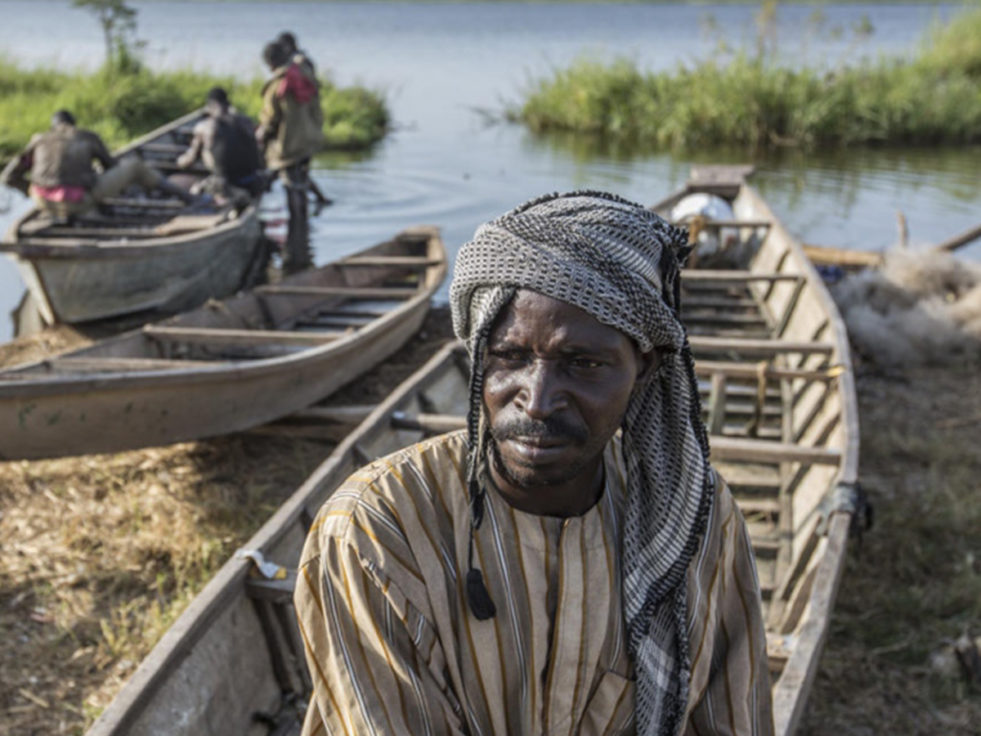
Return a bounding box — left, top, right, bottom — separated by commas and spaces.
276, 30, 333, 211
256, 40, 326, 272
177, 87, 263, 206
0, 109, 194, 220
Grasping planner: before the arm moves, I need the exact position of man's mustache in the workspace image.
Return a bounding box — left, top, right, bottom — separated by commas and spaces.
490, 416, 587, 444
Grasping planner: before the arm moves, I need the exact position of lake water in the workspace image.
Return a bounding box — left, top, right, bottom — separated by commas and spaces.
1, 1, 978, 340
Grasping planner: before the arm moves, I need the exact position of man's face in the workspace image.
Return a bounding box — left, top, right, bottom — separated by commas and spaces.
482, 290, 655, 511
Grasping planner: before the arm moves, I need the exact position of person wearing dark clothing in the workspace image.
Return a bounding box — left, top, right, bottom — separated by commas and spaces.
0, 110, 192, 219
178, 87, 263, 203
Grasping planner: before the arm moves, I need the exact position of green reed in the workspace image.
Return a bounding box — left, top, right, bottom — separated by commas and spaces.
515, 6, 981, 150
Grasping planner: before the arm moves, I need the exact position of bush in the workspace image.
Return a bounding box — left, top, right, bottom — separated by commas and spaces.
514, 7, 981, 150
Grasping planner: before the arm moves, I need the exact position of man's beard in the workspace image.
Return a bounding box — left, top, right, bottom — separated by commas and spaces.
488, 416, 590, 489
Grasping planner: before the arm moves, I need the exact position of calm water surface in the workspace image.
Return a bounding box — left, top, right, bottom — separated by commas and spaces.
1, 1, 977, 340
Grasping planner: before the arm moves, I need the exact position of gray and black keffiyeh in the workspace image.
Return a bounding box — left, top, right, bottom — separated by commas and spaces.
450, 191, 714, 736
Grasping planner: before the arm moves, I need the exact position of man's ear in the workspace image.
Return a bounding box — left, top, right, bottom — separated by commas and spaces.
635, 348, 662, 384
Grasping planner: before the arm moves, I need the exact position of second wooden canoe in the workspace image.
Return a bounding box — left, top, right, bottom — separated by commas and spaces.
0, 226, 446, 460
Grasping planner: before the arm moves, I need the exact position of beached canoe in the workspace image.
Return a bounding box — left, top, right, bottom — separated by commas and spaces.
0, 109, 265, 325
0, 226, 446, 460
87, 167, 858, 736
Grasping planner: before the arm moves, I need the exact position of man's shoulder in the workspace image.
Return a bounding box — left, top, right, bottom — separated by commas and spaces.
310, 430, 469, 540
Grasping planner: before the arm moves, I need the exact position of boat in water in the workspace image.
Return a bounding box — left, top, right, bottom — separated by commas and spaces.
0, 109, 266, 326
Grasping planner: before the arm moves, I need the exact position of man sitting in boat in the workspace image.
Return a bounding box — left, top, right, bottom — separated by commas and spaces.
294, 192, 774, 735
0, 109, 194, 221
176, 87, 263, 206
275, 30, 333, 211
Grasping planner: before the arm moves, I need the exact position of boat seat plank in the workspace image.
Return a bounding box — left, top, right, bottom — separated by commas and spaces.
682, 270, 802, 283
683, 313, 768, 326
710, 437, 841, 466
37, 356, 229, 373
338, 256, 444, 267
695, 361, 843, 382
322, 300, 404, 317
255, 285, 419, 299
683, 295, 759, 310
690, 336, 835, 356
143, 325, 345, 347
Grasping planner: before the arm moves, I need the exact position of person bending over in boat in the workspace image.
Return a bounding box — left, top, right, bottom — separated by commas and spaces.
275, 30, 333, 212
294, 191, 775, 736
0, 109, 194, 221
177, 87, 263, 207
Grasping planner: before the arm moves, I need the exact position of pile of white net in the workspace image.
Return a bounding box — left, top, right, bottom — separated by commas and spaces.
832, 249, 981, 366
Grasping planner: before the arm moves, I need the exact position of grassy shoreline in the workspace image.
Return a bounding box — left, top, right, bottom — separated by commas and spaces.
515, 6, 981, 150
0, 62, 389, 157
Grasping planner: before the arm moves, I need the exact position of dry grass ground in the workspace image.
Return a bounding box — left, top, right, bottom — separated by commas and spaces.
799, 356, 981, 735
0, 307, 455, 736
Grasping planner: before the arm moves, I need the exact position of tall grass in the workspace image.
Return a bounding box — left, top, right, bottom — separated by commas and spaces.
516, 6, 981, 150
0, 62, 388, 157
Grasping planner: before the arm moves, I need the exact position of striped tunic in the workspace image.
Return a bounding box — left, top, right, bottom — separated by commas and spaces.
295, 431, 773, 736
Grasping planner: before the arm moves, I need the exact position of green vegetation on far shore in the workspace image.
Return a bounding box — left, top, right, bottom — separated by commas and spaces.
0, 62, 389, 157
515, 5, 981, 150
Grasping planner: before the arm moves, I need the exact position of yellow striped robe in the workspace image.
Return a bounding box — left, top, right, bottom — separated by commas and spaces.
295, 431, 773, 736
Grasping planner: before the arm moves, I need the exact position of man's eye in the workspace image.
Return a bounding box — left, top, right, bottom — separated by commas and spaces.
570, 357, 602, 369
490, 349, 526, 363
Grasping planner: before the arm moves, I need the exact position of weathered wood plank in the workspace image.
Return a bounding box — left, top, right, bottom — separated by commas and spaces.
690, 336, 835, 356
695, 360, 844, 382
682, 270, 802, 283
710, 437, 841, 466
338, 256, 444, 267
143, 325, 345, 347
255, 285, 419, 299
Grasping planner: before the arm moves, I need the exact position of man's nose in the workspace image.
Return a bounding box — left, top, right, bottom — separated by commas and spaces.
516, 360, 565, 418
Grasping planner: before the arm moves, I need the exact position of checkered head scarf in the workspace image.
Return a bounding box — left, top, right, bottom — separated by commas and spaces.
450, 190, 714, 736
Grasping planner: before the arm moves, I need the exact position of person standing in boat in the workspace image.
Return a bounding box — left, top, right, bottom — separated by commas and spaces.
176, 87, 263, 207
275, 30, 334, 212
0, 110, 194, 220
294, 191, 774, 735
256, 40, 325, 273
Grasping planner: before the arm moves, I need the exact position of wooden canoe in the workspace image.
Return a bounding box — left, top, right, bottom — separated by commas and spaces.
87, 167, 858, 735
0, 226, 446, 460
1, 109, 265, 325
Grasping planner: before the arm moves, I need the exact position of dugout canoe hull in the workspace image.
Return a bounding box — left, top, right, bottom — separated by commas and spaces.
1, 109, 265, 325
654, 165, 859, 736
0, 226, 446, 460
88, 167, 858, 736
